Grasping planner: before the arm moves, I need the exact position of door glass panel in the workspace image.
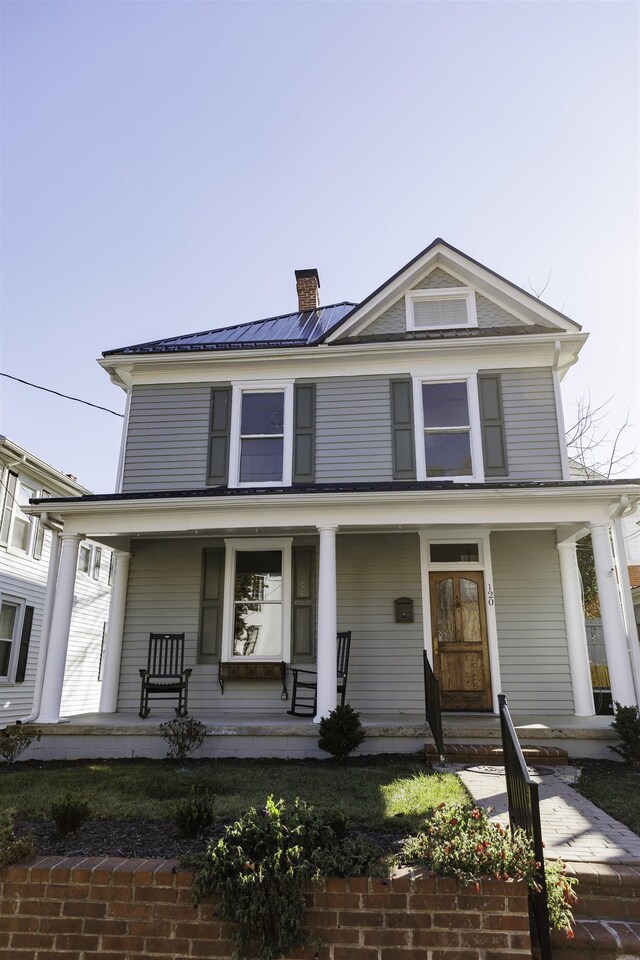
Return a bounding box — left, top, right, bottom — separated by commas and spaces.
460, 578, 481, 643
435, 578, 456, 645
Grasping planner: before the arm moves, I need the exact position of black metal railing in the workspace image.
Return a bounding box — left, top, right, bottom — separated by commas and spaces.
498, 693, 552, 960
423, 650, 445, 761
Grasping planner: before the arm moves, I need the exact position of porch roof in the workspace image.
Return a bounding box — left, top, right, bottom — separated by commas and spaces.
25, 479, 640, 544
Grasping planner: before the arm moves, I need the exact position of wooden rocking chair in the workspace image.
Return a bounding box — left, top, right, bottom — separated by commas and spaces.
139, 633, 192, 718
287, 631, 351, 718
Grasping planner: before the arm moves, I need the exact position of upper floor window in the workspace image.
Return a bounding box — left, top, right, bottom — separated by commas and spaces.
0, 471, 45, 558
229, 382, 293, 487
413, 377, 484, 482
406, 287, 477, 331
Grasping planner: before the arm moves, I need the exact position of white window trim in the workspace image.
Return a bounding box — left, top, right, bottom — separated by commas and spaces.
412, 374, 485, 483
0, 594, 26, 683
418, 529, 502, 713
405, 286, 478, 331
4, 475, 39, 558
77, 541, 103, 579
221, 537, 293, 662
228, 381, 294, 488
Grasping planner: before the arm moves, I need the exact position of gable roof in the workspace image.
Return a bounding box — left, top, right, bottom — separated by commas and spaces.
103, 302, 356, 356
324, 238, 581, 341
103, 238, 581, 358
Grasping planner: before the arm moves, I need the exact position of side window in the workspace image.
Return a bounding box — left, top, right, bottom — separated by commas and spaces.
0, 471, 40, 556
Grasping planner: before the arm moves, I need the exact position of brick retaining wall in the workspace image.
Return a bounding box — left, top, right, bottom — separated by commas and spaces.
0, 857, 533, 959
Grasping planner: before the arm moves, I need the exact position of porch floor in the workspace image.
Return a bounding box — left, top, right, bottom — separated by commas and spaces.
26, 709, 617, 762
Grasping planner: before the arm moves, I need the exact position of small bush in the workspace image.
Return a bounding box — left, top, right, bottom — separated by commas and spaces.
0, 807, 36, 866
175, 787, 215, 839
610, 703, 640, 764
0, 725, 41, 765
318, 703, 366, 759
190, 795, 384, 960
160, 716, 207, 762
401, 802, 577, 937
50, 794, 91, 836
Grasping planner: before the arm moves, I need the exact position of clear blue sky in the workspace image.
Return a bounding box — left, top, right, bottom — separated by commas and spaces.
1, 0, 638, 492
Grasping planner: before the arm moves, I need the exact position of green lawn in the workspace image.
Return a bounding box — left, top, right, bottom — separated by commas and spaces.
0, 756, 467, 832
575, 760, 640, 837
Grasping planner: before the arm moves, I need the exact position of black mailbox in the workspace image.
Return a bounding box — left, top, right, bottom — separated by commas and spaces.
394, 597, 413, 623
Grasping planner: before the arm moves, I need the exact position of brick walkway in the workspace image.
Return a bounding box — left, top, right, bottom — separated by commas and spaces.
457, 765, 640, 864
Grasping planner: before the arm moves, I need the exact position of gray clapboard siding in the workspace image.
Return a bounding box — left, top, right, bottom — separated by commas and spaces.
117, 533, 425, 716
491, 530, 573, 714
122, 384, 211, 492
315, 378, 394, 482
501, 369, 563, 479
336, 533, 424, 713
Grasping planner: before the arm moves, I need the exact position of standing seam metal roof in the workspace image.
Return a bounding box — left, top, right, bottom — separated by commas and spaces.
103, 303, 357, 356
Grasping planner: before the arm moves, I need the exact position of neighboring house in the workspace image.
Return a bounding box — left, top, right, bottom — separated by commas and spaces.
26, 239, 640, 729
0, 437, 112, 726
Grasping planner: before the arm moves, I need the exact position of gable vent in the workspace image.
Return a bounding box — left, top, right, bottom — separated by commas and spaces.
413, 296, 469, 328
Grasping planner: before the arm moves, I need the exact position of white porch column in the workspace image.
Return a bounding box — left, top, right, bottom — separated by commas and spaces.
315, 525, 338, 723
591, 523, 637, 707
557, 542, 595, 716
38, 533, 83, 723
99, 550, 131, 714
612, 517, 640, 704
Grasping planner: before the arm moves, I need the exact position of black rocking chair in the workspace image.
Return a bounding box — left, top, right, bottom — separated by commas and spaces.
139, 633, 192, 718
287, 631, 351, 718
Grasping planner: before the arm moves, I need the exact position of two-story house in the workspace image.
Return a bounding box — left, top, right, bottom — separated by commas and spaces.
0, 437, 112, 726
26, 240, 640, 752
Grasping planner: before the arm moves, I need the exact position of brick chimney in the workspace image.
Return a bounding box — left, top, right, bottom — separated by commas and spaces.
295, 269, 320, 312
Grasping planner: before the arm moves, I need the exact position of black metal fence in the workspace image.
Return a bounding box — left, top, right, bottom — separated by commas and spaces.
498, 693, 552, 960
423, 651, 445, 761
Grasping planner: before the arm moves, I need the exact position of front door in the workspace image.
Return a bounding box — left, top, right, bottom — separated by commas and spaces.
429, 570, 492, 711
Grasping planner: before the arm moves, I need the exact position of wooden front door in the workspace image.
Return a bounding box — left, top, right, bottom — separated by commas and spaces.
429, 571, 492, 711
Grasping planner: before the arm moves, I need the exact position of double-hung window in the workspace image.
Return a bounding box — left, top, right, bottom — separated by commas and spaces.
0, 475, 38, 555
414, 377, 484, 481
0, 597, 22, 679
229, 382, 293, 487
222, 539, 292, 661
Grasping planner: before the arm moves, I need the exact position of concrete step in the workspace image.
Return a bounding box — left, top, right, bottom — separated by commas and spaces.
424, 742, 569, 765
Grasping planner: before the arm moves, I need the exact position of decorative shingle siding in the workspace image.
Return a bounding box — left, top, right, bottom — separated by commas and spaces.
314, 377, 394, 482
501, 368, 563, 480
356, 267, 554, 337
491, 530, 574, 714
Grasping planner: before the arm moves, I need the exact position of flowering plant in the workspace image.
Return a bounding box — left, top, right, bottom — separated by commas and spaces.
401, 802, 577, 937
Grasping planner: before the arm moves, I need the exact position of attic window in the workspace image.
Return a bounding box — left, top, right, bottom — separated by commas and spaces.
406, 287, 477, 331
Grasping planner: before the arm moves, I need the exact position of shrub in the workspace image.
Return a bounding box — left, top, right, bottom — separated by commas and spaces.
401, 803, 577, 937
318, 703, 366, 759
0, 807, 36, 866
175, 787, 215, 839
50, 794, 91, 836
159, 716, 207, 762
610, 703, 640, 764
190, 795, 384, 960
0, 724, 41, 765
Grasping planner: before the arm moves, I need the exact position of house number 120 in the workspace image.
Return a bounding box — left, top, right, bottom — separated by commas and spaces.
487, 584, 495, 606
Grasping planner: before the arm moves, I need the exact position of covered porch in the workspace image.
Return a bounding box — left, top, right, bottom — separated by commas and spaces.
28, 481, 640, 749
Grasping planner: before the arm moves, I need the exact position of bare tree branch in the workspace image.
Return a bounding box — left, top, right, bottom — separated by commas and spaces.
566, 394, 636, 478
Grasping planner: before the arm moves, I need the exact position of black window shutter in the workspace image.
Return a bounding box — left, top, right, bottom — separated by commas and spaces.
293, 384, 316, 483
207, 387, 231, 486
390, 379, 416, 480
199, 548, 225, 662
291, 545, 316, 662
478, 374, 508, 476
0, 470, 18, 545
15, 605, 34, 683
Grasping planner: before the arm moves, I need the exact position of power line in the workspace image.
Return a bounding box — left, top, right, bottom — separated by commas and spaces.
0, 372, 124, 418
